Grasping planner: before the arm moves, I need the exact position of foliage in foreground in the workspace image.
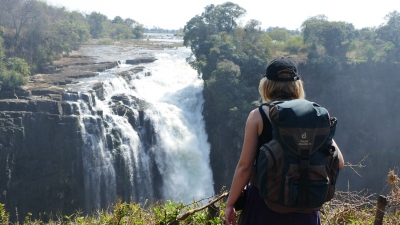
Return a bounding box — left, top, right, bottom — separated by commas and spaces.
0, 170, 399, 225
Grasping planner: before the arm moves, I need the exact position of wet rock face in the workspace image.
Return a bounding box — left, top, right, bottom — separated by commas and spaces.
0, 99, 84, 222
0, 93, 160, 221
110, 93, 156, 147
0, 95, 160, 221
108, 96, 160, 201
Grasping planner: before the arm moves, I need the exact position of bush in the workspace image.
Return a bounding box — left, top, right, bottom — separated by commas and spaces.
0, 203, 9, 224
0, 57, 30, 90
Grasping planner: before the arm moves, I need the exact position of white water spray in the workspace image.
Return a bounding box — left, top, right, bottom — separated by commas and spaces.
65, 47, 214, 210
130, 49, 214, 202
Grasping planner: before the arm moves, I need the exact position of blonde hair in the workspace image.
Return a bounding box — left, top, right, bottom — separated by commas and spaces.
258, 73, 305, 102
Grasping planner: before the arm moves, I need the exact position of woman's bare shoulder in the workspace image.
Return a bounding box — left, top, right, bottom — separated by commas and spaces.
248, 108, 261, 120
247, 107, 263, 133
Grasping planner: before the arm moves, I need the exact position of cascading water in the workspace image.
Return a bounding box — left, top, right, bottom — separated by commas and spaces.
130, 49, 214, 203
63, 46, 214, 211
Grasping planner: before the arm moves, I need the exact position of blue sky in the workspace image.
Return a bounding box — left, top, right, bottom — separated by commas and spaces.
46, 0, 400, 30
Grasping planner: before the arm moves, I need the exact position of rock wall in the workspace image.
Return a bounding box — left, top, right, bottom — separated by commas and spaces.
0, 98, 84, 221
0, 93, 159, 221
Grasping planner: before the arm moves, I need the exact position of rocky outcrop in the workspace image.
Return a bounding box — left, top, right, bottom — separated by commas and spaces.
115, 66, 146, 83
0, 47, 160, 221
125, 57, 157, 65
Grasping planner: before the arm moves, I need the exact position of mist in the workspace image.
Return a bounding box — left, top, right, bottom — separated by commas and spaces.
300, 61, 400, 193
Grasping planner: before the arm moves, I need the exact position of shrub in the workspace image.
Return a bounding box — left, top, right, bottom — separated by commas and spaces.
0, 203, 9, 224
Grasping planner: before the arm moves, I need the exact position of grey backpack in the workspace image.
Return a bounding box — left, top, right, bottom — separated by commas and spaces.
256, 99, 340, 213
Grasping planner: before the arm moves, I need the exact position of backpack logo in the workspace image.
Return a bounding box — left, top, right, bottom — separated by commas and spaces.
300, 131, 311, 146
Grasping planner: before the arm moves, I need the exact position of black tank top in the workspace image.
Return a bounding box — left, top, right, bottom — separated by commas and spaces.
257, 105, 273, 148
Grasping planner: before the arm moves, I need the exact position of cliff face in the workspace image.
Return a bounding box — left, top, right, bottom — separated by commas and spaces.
208, 124, 242, 194
207, 61, 400, 196
0, 98, 84, 219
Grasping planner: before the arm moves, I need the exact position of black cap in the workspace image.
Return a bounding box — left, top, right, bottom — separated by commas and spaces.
265, 57, 300, 81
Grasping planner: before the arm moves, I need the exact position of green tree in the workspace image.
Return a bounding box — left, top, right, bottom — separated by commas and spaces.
363, 44, 376, 61
0, 0, 42, 44
376, 11, 400, 61
87, 12, 109, 38
302, 15, 355, 59
267, 28, 290, 42
112, 16, 124, 24
68, 11, 90, 42
124, 18, 137, 27
284, 36, 304, 54
203, 59, 244, 127
52, 19, 87, 54
132, 23, 144, 39
183, 2, 246, 58
110, 22, 134, 40
243, 19, 262, 43
206, 2, 246, 33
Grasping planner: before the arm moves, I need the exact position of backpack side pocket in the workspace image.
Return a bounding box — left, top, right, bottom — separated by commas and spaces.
257, 140, 284, 202
326, 146, 340, 201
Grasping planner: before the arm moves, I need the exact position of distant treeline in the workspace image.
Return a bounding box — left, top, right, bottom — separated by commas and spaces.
0, 0, 145, 91
182, 2, 400, 193
145, 27, 183, 34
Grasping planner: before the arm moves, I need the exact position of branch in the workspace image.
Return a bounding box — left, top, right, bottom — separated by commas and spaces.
345, 154, 368, 177
167, 192, 228, 225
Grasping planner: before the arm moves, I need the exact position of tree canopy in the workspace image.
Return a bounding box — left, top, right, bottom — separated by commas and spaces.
0, 0, 145, 79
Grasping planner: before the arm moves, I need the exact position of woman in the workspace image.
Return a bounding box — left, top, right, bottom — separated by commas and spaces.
225, 57, 344, 225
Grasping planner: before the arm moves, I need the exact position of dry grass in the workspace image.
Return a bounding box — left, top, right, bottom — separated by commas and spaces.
321, 169, 400, 225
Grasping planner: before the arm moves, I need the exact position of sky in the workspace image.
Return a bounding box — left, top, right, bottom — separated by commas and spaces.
45, 0, 400, 30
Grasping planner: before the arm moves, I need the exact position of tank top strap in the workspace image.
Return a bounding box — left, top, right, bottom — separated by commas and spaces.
257, 105, 273, 149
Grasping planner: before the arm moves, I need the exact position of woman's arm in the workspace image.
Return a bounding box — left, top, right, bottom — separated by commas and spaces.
225, 109, 261, 225
332, 139, 344, 170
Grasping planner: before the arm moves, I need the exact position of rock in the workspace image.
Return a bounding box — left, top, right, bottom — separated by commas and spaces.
0, 89, 31, 100
0, 99, 61, 115
126, 57, 157, 65
110, 93, 148, 110
92, 83, 105, 101
0, 110, 84, 222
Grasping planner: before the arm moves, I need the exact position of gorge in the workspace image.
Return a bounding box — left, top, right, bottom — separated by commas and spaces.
1, 36, 400, 222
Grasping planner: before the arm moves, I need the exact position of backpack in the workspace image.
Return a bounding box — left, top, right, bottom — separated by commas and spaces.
256, 99, 340, 213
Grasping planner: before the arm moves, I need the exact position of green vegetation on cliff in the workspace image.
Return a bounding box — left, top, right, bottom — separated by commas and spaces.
0, 27, 30, 91
0, 0, 145, 81
183, 2, 400, 195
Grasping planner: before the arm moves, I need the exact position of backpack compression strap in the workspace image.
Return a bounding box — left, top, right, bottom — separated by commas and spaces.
297, 149, 310, 211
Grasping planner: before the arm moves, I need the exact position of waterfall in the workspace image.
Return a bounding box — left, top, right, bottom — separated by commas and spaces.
64, 47, 214, 211
130, 49, 214, 202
